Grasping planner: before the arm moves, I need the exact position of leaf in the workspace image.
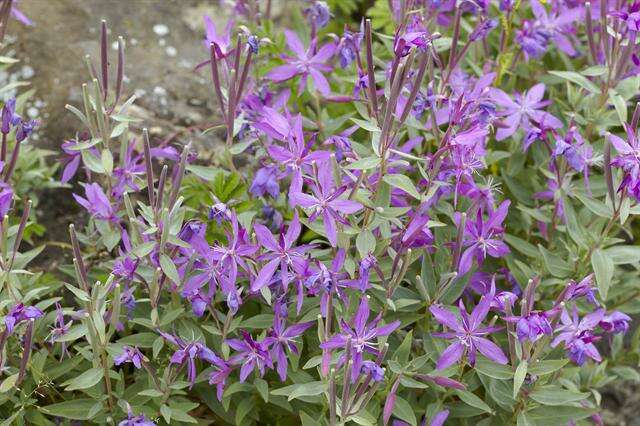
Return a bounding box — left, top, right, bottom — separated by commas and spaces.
55, 324, 88, 342
160, 254, 180, 285
475, 356, 514, 380
455, 390, 494, 414
603, 245, 640, 264
383, 174, 421, 199
529, 386, 589, 406
591, 249, 614, 300
549, 70, 599, 93
526, 406, 596, 424
160, 405, 171, 423
101, 149, 113, 175
394, 330, 413, 365
356, 230, 376, 257
0, 374, 18, 393
609, 89, 628, 124
351, 117, 380, 132
527, 359, 568, 376
539, 245, 572, 278
39, 399, 98, 420
271, 381, 326, 401
392, 396, 417, 426
513, 360, 527, 398
62, 367, 103, 391
347, 156, 381, 170
255, 378, 269, 403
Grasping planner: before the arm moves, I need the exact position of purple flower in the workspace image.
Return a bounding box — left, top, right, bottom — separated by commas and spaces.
49, 303, 71, 344
291, 160, 363, 246
564, 274, 598, 305
60, 139, 84, 183
250, 166, 280, 198
203, 15, 234, 58
252, 212, 311, 292
338, 29, 361, 68
490, 83, 562, 141
469, 19, 497, 42
262, 113, 331, 198
515, 311, 552, 342
0, 183, 13, 217
305, 1, 331, 28
5, 303, 43, 334
600, 311, 631, 334
551, 307, 604, 366
208, 358, 233, 401
15, 118, 38, 142
320, 297, 400, 381
227, 330, 273, 382
264, 314, 313, 381
73, 182, 115, 221
114, 346, 144, 369
118, 411, 156, 426
610, 1, 640, 32
266, 29, 336, 96
1, 98, 19, 134
457, 201, 511, 275
159, 331, 222, 388
430, 284, 507, 369
607, 125, 640, 201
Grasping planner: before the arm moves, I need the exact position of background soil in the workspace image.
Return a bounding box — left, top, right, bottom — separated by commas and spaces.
4, 1, 639, 424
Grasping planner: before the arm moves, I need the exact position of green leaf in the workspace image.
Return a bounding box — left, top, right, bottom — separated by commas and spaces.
272, 381, 326, 401
383, 174, 421, 199
455, 390, 494, 414
475, 356, 514, 380
513, 360, 527, 398
528, 359, 568, 376
392, 396, 417, 426
255, 378, 269, 403
0, 374, 18, 393
591, 249, 614, 299
160, 253, 180, 285
347, 156, 381, 170
603, 245, 640, 264
62, 367, 103, 391
529, 386, 589, 406
101, 149, 113, 175
55, 324, 88, 342
160, 405, 172, 423
549, 70, 599, 93
609, 89, 628, 124
525, 406, 596, 425
351, 117, 380, 132
394, 330, 413, 365
356, 230, 376, 257
539, 245, 572, 278
39, 399, 98, 420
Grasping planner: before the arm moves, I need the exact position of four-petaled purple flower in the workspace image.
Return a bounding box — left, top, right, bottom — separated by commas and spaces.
252, 212, 311, 291
5, 303, 43, 334
114, 345, 144, 369
430, 284, 507, 369
266, 29, 336, 96
320, 297, 400, 381
226, 330, 274, 382
73, 182, 116, 222
264, 313, 313, 381
291, 160, 363, 246
551, 307, 604, 366
490, 83, 562, 141
159, 331, 222, 388
457, 201, 511, 275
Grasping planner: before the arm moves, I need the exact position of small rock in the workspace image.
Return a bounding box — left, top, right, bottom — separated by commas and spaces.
152, 24, 169, 36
